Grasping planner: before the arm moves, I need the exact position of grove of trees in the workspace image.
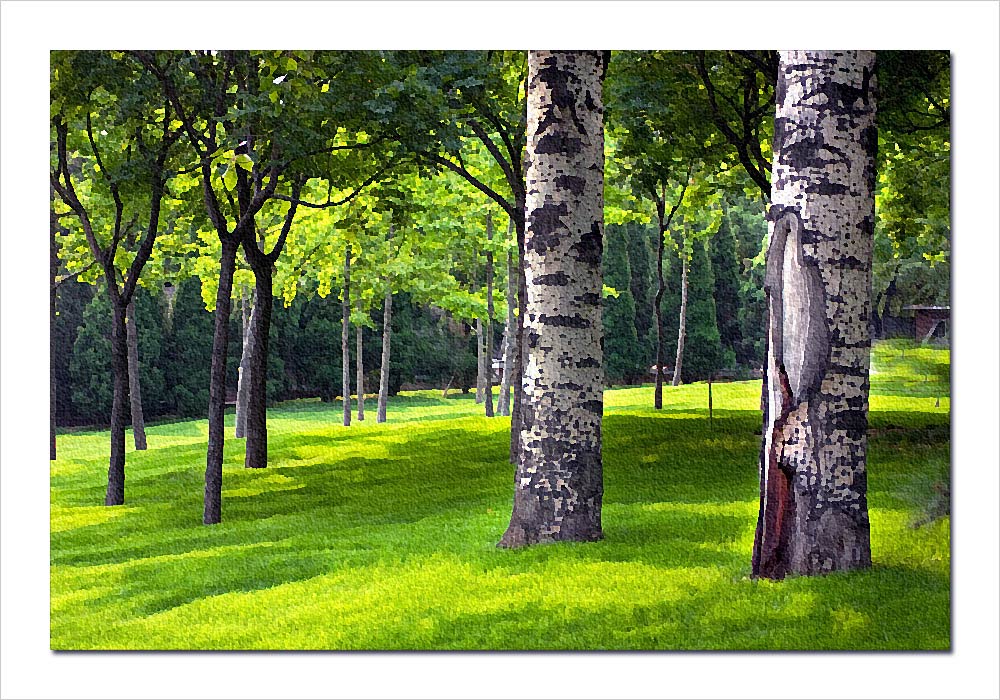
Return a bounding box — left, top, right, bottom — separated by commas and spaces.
50, 49, 950, 578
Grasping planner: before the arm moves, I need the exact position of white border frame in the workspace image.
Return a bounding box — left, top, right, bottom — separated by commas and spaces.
3, 2, 998, 699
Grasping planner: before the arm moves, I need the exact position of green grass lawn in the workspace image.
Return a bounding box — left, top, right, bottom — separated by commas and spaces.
51, 344, 950, 650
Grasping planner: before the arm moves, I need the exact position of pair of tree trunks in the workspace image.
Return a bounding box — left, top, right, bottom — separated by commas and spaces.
235, 284, 255, 440
498, 50, 606, 548
125, 299, 147, 451
752, 50, 877, 579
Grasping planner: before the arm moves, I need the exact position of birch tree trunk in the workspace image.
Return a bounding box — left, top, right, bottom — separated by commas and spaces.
356, 301, 365, 421
475, 318, 486, 403
498, 50, 605, 548
377, 286, 393, 423
498, 249, 515, 417
484, 211, 495, 417
671, 256, 688, 387
125, 299, 147, 450
342, 245, 352, 427
234, 284, 254, 439
752, 50, 877, 579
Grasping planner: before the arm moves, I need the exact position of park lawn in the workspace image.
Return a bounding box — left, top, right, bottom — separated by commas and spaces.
51, 348, 950, 650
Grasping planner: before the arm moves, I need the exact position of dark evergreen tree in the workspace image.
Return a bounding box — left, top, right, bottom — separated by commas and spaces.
710, 215, 743, 369
162, 279, 215, 418
603, 224, 642, 384
680, 238, 724, 383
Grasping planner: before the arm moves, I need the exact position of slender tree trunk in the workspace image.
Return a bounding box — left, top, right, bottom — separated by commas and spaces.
653, 206, 666, 409
475, 318, 486, 403
672, 256, 688, 387
509, 215, 526, 463
356, 301, 365, 421
499, 248, 515, 417
377, 286, 393, 423
751, 50, 877, 579
204, 239, 239, 524
105, 298, 129, 506
235, 284, 254, 439
499, 50, 605, 548
244, 268, 272, 469
485, 212, 496, 417
125, 299, 147, 450
342, 245, 352, 427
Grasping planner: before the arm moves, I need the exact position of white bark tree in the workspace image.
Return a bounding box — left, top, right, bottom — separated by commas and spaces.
498, 50, 606, 548
752, 50, 877, 579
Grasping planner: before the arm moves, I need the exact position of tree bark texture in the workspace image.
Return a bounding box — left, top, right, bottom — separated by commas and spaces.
204, 239, 239, 524
234, 284, 254, 439
484, 211, 496, 417
498, 249, 515, 417
356, 301, 365, 421
671, 256, 688, 387
653, 201, 666, 409
125, 299, 148, 450
105, 300, 129, 506
751, 50, 877, 579
377, 287, 393, 423
342, 245, 352, 427
498, 50, 605, 548
244, 269, 272, 469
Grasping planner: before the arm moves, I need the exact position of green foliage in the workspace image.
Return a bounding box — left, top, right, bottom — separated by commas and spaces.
161, 279, 215, 418
51, 346, 950, 650
709, 214, 743, 367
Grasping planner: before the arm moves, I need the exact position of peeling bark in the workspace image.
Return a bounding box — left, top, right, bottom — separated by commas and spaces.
498, 50, 605, 548
752, 51, 876, 579
125, 299, 147, 450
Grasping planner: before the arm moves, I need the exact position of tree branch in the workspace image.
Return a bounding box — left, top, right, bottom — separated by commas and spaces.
423, 152, 516, 219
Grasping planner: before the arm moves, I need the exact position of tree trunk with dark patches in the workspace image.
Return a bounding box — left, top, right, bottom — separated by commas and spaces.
243, 268, 272, 469
484, 212, 496, 417
498, 50, 605, 548
234, 284, 254, 439
342, 245, 352, 428
125, 299, 148, 450
204, 238, 239, 524
356, 301, 365, 421
752, 50, 877, 579
653, 197, 667, 409
105, 300, 129, 506
377, 286, 392, 423
671, 256, 688, 387
499, 247, 515, 417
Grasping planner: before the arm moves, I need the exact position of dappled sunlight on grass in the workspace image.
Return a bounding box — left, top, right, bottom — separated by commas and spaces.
51, 350, 950, 649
